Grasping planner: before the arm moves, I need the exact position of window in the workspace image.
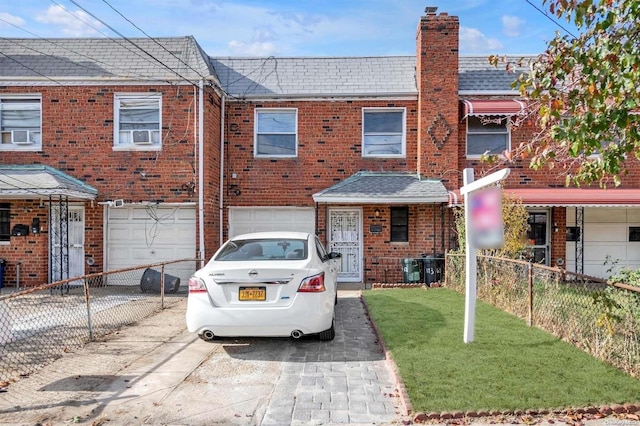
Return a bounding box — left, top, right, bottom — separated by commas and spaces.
566, 226, 581, 242
0, 203, 9, 242
0, 96, 42, 151
629, 227, 640, 242
255, 109, 297, 157
114, 94, 162, 149
466, 116, 509, 157
390, 206, 409, 242
362, 108, 405, 157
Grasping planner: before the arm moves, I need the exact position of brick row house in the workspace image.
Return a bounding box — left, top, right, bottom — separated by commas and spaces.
2, 7, 640, 289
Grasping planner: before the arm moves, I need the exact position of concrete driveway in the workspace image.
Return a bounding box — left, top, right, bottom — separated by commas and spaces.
0, 290, 408, 425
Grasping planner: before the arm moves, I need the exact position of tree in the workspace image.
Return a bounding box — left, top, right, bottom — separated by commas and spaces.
452, 193, 530, 259
490, 0, 640, 187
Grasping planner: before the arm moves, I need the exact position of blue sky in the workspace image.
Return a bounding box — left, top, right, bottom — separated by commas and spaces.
0, 1, 576, 57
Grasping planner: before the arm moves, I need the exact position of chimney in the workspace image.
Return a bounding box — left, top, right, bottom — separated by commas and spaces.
416, 7, 460, 186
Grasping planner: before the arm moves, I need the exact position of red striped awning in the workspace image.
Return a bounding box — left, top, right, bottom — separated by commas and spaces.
448, 188, 640, 207
463, 99, 525, 116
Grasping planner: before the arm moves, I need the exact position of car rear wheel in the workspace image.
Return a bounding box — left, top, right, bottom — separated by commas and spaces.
318, 320, 335, 341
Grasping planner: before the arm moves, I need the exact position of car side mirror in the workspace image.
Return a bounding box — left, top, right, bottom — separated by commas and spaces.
328, 252, 342, 259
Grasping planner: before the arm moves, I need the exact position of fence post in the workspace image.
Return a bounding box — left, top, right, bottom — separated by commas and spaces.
160, 263, 165, 310
528, 262, 533, 327
83, 278, 94, 341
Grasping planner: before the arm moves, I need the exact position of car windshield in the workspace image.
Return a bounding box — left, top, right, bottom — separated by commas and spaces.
214, 238, 308, 261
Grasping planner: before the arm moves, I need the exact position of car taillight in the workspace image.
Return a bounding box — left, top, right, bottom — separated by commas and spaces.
188, 277, 207, 293
298, 272, 326, 292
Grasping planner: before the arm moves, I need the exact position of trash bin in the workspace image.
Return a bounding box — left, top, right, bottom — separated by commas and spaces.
0, 259, 5, 290
401, 258, 422, 283
423, 254, 444, 286
140, 268, 181, 293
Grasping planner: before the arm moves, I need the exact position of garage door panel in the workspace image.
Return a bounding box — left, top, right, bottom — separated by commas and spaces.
585, 208, 627, 223
228, 207, 315, 238
584, 243, 626, 261
107, 205, 196, 282
585, 224, 626, 242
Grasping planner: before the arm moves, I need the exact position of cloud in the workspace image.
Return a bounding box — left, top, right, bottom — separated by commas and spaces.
459, 26, 503, 53
0, 12, 26, 27
502, 15, 525, 37
228, 40, 278, 56
35, 5, 106, 37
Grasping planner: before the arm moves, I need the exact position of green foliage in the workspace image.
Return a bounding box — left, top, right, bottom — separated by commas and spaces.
452, 193, 529, 259
609, 267, 640, 287
491, 0, 640, 187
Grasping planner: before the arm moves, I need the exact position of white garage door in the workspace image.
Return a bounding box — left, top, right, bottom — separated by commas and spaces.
106, 204, 197, 282
228, 207, 315, 238
566, 207, 640, 278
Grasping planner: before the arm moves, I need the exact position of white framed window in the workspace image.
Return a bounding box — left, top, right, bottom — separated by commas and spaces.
0, 96, 42, 151
466, 116, 510, 157
114, 93, 162, 150
362, 108, 406, 157
254, 108, 297, 157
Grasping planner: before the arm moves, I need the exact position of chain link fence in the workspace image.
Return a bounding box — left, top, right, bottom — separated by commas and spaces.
445, 253, 640, 378
0, 259, 198, 384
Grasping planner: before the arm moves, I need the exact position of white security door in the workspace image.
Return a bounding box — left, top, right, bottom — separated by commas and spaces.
328, 208, 362, 282
68, 207, 85, 279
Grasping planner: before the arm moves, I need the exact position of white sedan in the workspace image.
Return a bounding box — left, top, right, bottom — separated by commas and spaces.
186, 231, 341, 341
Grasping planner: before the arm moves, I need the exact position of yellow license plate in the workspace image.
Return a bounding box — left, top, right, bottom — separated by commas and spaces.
239, 287, 266, 301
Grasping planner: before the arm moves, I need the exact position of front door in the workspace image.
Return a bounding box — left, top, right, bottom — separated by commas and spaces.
328, 208, 362, 282
50, 205, 85, 281
527, 210, 549, 265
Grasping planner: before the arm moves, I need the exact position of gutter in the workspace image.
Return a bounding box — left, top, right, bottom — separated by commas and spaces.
219, 95, 226, 247
198, 80, 205, 262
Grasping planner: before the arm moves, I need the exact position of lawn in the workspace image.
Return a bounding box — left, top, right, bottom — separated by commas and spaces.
362, 287, 640, 413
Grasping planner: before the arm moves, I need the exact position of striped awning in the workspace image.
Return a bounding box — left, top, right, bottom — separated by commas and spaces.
462, 99, 525, 116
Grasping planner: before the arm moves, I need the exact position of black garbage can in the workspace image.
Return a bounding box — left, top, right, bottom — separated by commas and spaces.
140, 268, 181, 293
401, 258, 422, 283
423, 254, 444, 286
0, 259, 5, 290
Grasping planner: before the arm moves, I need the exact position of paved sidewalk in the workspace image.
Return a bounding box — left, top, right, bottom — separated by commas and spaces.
0, 290, 407, 425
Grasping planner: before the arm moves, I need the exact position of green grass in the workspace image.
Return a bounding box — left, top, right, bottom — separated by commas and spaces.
363, 287, 640, 413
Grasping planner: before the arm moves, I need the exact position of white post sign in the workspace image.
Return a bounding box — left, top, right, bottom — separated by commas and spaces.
460, 167, 510, 343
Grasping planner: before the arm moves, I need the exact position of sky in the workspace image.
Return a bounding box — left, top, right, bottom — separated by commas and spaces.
0, 0, 577, 57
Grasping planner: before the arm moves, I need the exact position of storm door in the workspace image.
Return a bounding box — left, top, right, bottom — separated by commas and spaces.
328, 208, 362, 282
527, 210, 549, 265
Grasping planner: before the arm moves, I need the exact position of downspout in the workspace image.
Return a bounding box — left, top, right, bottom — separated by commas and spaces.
219, 95, 225, 246
198, 80, 205, 262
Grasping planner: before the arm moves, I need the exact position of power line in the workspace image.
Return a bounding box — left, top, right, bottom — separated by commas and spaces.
66, 0, 201, 87
525, 0, 578, 39
100, 0, 206, 79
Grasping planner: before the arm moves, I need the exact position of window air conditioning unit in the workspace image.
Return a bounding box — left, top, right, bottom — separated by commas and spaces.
11, 130, 33, 145
131, 130, 153, 144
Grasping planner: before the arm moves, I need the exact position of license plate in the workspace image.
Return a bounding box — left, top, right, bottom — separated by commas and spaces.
239, 287, 266, 301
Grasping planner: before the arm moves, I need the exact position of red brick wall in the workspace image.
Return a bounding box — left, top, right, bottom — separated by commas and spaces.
222, 99, 420, 242
416, 11, 460, 184
0, 84, 213, 286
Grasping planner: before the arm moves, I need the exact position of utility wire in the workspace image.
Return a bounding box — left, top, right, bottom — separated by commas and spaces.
66, 0, 201, 87
525, 0, 578, 39
100, 0, 206, 79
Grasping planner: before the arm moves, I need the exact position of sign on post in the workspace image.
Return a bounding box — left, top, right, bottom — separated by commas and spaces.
460, 168, 509, 343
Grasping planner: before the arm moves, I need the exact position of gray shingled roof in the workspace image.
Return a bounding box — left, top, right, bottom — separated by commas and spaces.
212, 55, 531, 98
459, 55, 532, 93
210, 56, 417, 98
0, 37, 215, 82
313, 171, 449, 204
0, 165, 97, 200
